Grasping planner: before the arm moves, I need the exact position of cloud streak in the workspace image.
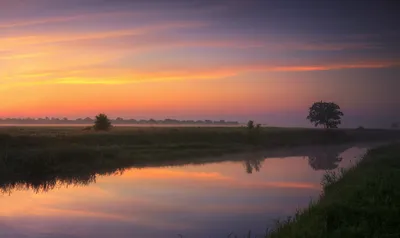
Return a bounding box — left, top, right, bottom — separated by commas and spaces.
0, 11, 143, 29
0, 21, 206, 49
4, 58, 398, 88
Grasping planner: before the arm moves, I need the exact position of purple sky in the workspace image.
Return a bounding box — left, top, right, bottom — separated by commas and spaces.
0, 0, 399, 127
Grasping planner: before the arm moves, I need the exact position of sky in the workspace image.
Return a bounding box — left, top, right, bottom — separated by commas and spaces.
0, 0, 399, 127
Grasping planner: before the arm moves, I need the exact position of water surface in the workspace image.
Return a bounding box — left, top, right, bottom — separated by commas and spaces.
0, 143, 379, 238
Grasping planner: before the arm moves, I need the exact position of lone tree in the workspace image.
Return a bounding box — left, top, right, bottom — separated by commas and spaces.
94, 113, 112, 131
247, 120, 255, 130
307, 101, 344, 129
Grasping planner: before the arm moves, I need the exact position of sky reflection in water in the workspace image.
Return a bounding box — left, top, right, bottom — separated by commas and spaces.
0, 144, 372, 238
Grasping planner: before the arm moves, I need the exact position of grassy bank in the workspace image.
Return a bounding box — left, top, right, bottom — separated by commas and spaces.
2, 126, 399, 148
1, 126, 398, 169
267, 143, 400, 238
0, 126, 399, 193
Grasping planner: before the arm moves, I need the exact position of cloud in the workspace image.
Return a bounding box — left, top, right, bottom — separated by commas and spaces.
267, 60, 400, 71
4, 58, 399, 88
0, 11, 140, 29
58, 35, 267, 52
0, 15, 90, 29
4, 34, 378, 53
0, 12, 380, 54
0, 21, 206, 50
276, 41, 380, 51
0, 52, 48, 60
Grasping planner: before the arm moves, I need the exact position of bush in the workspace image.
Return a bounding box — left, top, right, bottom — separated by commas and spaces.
247, 120, 255, 130
93, 114, 112, 131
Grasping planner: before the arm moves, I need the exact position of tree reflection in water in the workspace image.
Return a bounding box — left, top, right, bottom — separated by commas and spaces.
0, 144, 359, 194
242, 144, 354, 174
307, 152, 343, 170
0, 169, 126, 195
243, 157, 263, 174
306, 145, 350, 171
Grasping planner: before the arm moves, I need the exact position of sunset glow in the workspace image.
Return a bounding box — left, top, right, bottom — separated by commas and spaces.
1, 0, 399, 127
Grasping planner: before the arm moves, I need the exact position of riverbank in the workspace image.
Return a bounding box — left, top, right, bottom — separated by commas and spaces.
1, 126, 399, 165
0, 127, 399, 193
267, 143, 400, 238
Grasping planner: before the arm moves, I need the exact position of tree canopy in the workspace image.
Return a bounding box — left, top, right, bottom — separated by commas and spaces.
94, 113, 112, 131
307, 101, 344, 129
247, 120, 255, 129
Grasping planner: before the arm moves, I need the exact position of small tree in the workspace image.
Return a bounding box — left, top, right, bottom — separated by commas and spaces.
307, 101, 344, 129
247, 120, 255, 130
94, 113, 112, 131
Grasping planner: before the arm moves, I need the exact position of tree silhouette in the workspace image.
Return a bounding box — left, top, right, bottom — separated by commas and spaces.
307, 101, 344, 129
247, 120, 255, 129
94, 113, 112, 131
392, 122, 399, 129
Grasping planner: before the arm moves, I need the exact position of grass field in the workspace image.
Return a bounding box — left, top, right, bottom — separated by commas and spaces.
266, 143, 400, 238
2, 125, 399, 146
0, 126, 399, 193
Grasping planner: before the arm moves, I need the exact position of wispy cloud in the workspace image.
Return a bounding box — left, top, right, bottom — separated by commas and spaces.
0, 11, 141, 29
277, 41, 380, 51
0, 21, 206, 49
3, 34, 378, 52
5, 58, 398, 88
0, 52, 48, 60
0, 14, 88, 29
267, 60, 400, 71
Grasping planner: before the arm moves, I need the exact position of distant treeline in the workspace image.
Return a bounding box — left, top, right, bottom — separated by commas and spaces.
0, 117, 239, 125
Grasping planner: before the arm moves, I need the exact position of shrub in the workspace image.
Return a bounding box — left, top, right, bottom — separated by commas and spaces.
247, 120, 255, 130
93, 114, 112, 131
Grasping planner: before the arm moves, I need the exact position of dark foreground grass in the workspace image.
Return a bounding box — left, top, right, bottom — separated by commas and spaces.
267, 143, 400, 238
1, 126, 399, 148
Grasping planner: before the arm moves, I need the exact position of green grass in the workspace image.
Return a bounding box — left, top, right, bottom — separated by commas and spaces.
1, 126, 399, 147
266, 143, 400, 238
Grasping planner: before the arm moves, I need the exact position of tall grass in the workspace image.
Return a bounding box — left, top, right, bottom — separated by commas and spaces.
266, 143, 400, 238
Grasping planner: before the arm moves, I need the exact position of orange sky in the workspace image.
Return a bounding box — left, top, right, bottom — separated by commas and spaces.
1, 0, 399, 126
